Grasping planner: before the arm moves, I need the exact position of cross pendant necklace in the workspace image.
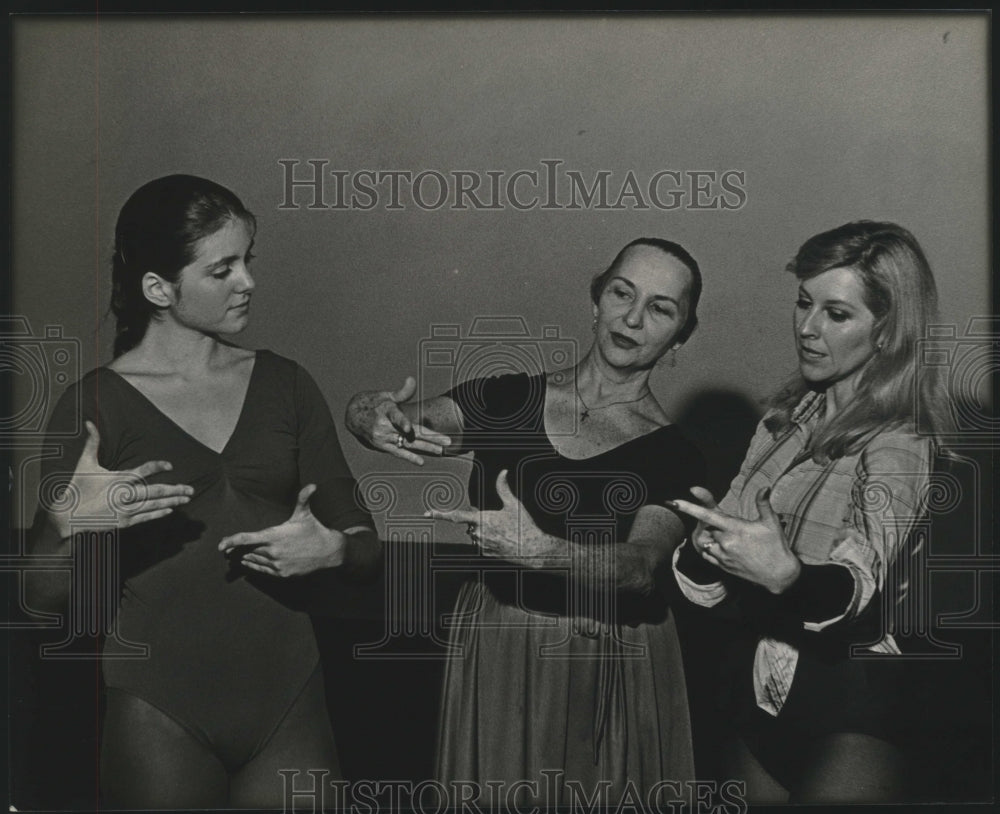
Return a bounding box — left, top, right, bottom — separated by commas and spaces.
575, 380, 651, 422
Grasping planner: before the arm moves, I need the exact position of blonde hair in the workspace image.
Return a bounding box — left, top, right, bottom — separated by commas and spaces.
766, 221, 953, 460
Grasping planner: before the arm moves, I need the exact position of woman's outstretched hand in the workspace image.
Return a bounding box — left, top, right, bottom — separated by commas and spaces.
48, 420, 193, 538
424, 469, 558, 566
344, 376, 452, 466
668, 486, 802, 594
218, 484, 347, 577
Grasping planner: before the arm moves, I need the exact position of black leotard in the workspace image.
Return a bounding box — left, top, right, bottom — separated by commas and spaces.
31, 350, 371, 769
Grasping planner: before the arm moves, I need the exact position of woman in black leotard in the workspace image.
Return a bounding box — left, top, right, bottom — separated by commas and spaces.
345, 239, 706, 808
26, 174, 380, 808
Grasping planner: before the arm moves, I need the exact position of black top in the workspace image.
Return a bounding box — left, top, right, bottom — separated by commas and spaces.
447, 372, 706, 624
30, 350, 371, 744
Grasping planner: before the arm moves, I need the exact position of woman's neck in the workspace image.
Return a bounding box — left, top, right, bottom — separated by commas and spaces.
576, 349, 652, 402
123, 322, 230, 376
823, 373, 862, 422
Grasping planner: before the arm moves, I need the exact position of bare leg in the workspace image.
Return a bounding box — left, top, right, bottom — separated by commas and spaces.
229, 668, 340, 809
100, 688, 228, 809
721, 735, 789, 805
791, 732, 905, 803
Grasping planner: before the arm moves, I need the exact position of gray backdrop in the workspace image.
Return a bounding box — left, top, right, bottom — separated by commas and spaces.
6, 12, 994, 807
11, 15, 989, 530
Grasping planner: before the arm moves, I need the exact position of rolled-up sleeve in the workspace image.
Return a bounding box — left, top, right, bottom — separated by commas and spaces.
672, 540, 729, 605
806, 432, 931, 632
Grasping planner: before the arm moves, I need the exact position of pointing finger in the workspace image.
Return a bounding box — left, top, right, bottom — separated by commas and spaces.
665, 499, 732, 530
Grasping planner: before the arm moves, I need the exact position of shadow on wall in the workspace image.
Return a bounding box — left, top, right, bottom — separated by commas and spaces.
673, 387, 763, 499
668, 388, 762, 784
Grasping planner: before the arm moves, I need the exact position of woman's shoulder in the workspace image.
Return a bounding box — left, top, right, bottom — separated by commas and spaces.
478, 370, 536, 390
249, 348, 307, 381
58, 366, 120, 403
859, 424, 933, 466
44, 367, 130, 438
449, 370, 537, 404
445, 371, 542, 432
250, 349, 330, 404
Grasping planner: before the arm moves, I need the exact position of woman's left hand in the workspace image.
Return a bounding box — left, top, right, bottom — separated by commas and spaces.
425, 469, 558, 566
668, 487, 802, 594
218, 484, 346, 577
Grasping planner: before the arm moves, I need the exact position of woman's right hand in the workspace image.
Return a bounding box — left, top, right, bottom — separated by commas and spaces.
344, 376, 452, 466
47, 421, 194, 538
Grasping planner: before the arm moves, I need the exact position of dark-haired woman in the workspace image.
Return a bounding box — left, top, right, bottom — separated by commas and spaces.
346, 239, 705, 807
670, 221, 951, 803
26, 175, 380, 808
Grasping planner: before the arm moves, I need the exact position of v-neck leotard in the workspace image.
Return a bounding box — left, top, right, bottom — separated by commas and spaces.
35, 350, 372, 768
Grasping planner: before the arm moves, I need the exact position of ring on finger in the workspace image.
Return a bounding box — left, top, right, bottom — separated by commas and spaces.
395, 433, 405, 448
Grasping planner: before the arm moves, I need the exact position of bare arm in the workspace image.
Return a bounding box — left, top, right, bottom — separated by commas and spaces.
427, 469, 685, 595
528, 504, 686, 595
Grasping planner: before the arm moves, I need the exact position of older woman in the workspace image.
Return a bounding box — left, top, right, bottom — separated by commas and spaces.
346, 238, 706, 807
26, 174, 380, 808
669, 221, 951, 803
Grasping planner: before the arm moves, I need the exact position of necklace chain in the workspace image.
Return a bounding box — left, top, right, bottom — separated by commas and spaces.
575, 379, 650, 422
